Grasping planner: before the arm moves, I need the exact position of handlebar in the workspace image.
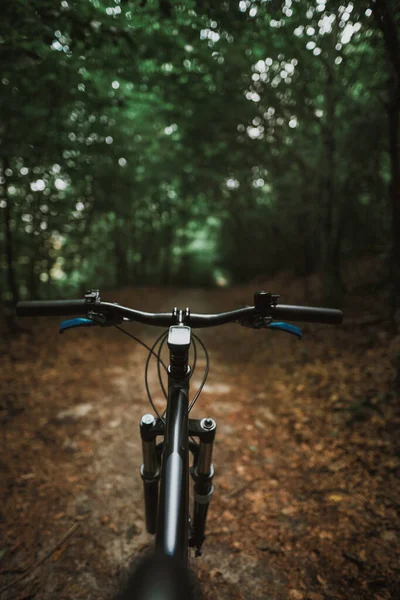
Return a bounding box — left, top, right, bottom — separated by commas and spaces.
16, 291, 343, 327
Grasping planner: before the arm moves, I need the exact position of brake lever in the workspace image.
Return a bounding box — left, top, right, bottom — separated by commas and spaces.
234, 315, 302, 339
59, 311, 123, 333
268, 322, 302, 339
59, 318, 96, 333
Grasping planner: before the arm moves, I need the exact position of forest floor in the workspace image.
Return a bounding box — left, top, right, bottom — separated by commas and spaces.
1, 261, 400, 600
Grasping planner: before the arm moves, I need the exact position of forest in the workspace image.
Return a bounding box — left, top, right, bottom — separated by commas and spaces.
1, 0, 399, 313
2, 2, 400, 600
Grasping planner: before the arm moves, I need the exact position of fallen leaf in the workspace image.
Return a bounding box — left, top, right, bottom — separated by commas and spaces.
210, 568, 223, 579
383, 459, 400, 470
222, 510, 235, 521
380, 530, 397, 542
327, 494, 344, 502
308, 593, 323, 600
289, 589, 304, 600
231, 540, 242, 550
52, 545, 67, 562
281, 506, 297, 516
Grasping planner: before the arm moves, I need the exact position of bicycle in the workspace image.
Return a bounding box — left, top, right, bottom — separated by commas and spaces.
16, 290, 343, 598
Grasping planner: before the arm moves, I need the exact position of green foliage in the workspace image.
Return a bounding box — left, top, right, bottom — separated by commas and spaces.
0, 0, 396, 301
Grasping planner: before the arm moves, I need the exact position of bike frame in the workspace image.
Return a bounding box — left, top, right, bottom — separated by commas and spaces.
140, 324, 216, 564
156, 379, 190, 562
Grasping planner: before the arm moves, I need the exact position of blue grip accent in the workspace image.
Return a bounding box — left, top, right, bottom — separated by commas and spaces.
269, 322, 302, 339
59, 318, 95, 333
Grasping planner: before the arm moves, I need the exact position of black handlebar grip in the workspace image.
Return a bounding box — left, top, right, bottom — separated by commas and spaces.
16, 300, 88, 317
273, 304, 343, 324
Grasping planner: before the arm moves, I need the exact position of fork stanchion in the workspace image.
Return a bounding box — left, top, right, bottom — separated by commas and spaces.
140, 468, 159, 534
190, 418, 216, 555
140, 414, 161, 535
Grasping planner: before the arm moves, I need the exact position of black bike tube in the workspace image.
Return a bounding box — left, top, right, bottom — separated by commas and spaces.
155, 380, 190, 565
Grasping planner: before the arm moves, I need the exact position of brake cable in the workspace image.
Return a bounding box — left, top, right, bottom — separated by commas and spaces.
157, 332, 168, 402
115, 326, 168, 423
114, 324, 209, 422
114, 325, 168, 372
145, 331, 169, 423
188, 334, 209, 413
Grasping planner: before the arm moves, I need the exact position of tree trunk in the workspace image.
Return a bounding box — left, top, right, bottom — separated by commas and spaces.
388, 96, 400, 330
2, 157, 19, 305
372, 0, 400, 329
229, 208, 251, 283
160, 224, 174, 285
28, 254, 38, 298
320, 32, 343, 308
114, 226, 129, 287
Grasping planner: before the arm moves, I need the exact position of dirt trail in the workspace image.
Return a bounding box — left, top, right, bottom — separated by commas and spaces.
1, 285, 399, 600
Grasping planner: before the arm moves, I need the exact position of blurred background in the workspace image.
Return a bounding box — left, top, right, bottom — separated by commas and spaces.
2, 3, 400, 600
1, 0, 399, 315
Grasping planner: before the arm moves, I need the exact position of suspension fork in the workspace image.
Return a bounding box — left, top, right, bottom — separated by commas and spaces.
140, 415, 217, 554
